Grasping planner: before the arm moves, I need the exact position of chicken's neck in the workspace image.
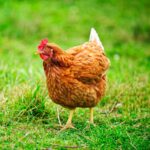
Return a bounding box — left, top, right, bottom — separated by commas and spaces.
45, 43, 73, 67
51, 53, 73, 67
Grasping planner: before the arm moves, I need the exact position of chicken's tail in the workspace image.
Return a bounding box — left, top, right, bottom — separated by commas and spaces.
89, 28, 104, 51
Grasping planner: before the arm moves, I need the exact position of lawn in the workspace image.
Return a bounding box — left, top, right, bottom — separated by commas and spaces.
0, 0, 150, 149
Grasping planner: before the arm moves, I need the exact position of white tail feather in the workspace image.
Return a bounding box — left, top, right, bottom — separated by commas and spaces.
89, 28, 104, 51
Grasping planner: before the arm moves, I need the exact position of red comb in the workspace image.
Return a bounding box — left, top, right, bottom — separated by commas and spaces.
38, 39, 48, 51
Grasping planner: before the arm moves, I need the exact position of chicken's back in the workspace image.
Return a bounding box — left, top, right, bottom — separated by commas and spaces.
68, 42, 110, 84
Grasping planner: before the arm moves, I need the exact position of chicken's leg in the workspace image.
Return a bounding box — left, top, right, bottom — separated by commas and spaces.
90, 107, 94, 124
60, 109, 76, 131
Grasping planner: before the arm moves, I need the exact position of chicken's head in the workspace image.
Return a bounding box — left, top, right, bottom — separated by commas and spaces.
37, 39, 53, 61
37, 39, 64, 61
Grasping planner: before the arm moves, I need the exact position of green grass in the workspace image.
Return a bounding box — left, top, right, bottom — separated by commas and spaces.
0, 0, 150, 149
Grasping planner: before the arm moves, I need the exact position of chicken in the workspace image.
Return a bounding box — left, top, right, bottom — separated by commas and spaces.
37, 28, 110, 130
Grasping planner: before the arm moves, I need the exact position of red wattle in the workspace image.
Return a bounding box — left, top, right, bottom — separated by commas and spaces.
40, 54, 49, 60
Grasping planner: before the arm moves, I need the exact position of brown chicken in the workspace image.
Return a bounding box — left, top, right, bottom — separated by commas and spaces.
37, 28, 110, 130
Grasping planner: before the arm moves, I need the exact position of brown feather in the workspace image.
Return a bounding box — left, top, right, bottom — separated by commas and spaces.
43, 41, 110, 108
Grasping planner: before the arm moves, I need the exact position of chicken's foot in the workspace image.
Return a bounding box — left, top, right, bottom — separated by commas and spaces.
89, 107, 95, 125
60, 109, 76, 131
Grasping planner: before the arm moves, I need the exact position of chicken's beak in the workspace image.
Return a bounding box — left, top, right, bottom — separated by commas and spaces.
35, 50, 43, 55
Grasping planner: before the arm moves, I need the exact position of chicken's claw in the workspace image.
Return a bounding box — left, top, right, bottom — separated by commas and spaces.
60, 123, 76, 132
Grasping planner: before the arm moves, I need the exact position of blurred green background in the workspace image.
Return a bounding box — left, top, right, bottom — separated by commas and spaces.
0, 0, 150, 149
